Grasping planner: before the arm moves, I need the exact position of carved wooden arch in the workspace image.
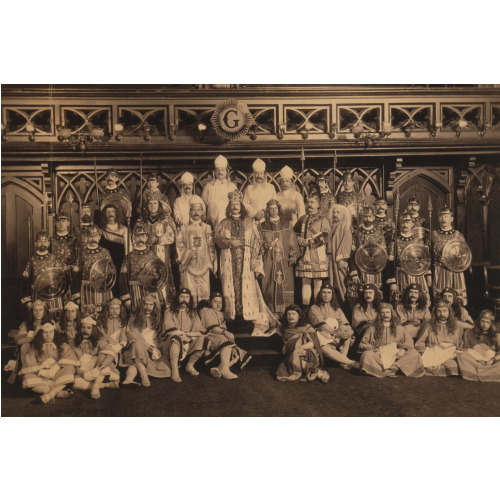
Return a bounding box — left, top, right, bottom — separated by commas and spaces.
1, 176, 45, 203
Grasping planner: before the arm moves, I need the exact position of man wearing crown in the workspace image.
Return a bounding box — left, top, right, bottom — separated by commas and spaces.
430, 206, 469, 305
214, 190, 276, 336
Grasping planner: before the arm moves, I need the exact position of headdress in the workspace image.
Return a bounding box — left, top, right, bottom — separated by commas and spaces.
408, 196, 420, 205
401, 211, 413, 222
105, 168, 118, 178
227, 190, 243, 203
279, 165, 294, 179
438, 205, 452, 215
35, 231, 50, 241
252, 158, 266, 173
214, 155, 228, 169
41, 322, 56, 333
189, 195, 205, 207
32, 299, 46, 308
108, 298, 122, 307
342, 170, 353, 181
180, 172, 194, 185
178, 287, 192, 296
64, 301, 79, 311
362, 283, 378, 292
147, 172, 159, 181
133, 223, 147, 236
81, 316, 97, 326
479, 309, 495, 321
54, 212, 69, 221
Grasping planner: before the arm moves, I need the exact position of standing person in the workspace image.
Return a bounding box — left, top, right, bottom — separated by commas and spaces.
100, 204, 129, 297
396, 283, 431, 339
242, 158, 277, 223
77, 225, 115, 316
21, 231, 66, 318
308, 283, 359, 370
349, 206, 391, 299
161, 288, 206, 383
261, 199, 299, 316
142, 172, 169, 214
439, 287, 474, 331
57, 301, 81, 342
456, 309, 500, 382
52, 211, 80, 301
176, 195, 217, 306
312, 174, 335, 223
202, 155, 238, 229
18, 322, 78, 404
415, 299, 463, 377
73, 203, 95, 253
294, 190, 331, 309
431, 206, 471, 305
173, 171, 204, 227
276, 304, 329, 383
123, 294, 169, 387
393, 211, 432, 300
101, 169, 132, 223
120, 223, 171, 311
214, 190, 276, 337
405, 196, 428, 230
373, 197, 395, 263
329, 204, 353, 308
337, 170, 361, 227
359, 303, 423, 378
199, 292, 252, 380
275, 165, 305, 225
71, 316, 121, 399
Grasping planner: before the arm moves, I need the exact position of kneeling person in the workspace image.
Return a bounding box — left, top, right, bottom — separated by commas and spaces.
359, 303, 423, 378
199, 292, 252, 380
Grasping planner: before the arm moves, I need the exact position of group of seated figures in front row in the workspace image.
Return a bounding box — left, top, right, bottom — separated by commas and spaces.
4, 155, 499, 403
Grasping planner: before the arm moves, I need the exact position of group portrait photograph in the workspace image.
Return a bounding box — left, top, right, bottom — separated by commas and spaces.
2, 82, 500, 417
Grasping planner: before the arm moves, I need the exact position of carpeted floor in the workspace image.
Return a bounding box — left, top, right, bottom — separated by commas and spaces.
2, 362, 500, 417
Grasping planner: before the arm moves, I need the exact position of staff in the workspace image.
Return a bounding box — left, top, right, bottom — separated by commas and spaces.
393, 192, 400, 303
94, 156, 101, 222
140, 153, 144, 214
301, 148, 305, 197
332, 150, 337, 198
428, 195, 434, 302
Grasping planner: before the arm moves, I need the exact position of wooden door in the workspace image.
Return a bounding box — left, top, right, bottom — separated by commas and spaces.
1, 182, 43, 278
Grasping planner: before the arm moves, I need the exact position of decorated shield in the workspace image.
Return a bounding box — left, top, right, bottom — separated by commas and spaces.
442, 240, 472, 272
400, 243, 431, 276
140, 258, 168, 292
90, 259, 116, 292
101, 192, 132, 225
355, 243, 388, 274
34, 267, 67, 300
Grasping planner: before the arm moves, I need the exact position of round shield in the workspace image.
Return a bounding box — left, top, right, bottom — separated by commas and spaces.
90, 259, 116, 292
400, 243, 431, 276
140, 258, 168, 292
442, 240, 472, 272
412, 226, 429, 242
101, 192, 132, 225
355, 243, 388, 274
34, 267, 67, 300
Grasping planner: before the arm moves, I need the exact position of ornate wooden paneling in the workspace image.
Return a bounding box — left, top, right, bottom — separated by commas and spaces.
60, 106, 112, 136
337, 105, 381, 132
117, 107, 168, 137
2, 106, 54, 136
389, 104, 434, 136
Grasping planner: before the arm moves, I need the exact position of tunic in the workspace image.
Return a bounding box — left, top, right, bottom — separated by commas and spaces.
21, 253, 65, 316
456, 329, 500, 382
276, 188, 306, 225
294, 213, 331, 279
161, 309, 206, 365
52, 232, 80, 301
415, 322, 463, 376
337, 190, 361, 226
119, 249, 169, 310
71, 338, 120, 381
308, 303, 354, 357
373, 215, 395, 258
176, 220, 216, 305
431, 228, 468, 304
214, 216, 273, 330
276, 324, 325, 382
359, 324, 423, 378
242, 182, 277, 220
126, 316, 170, 378
318, 192, 336, 224
201, 179, 238, 228
351, 225, 388, 287
79, 246, 114, 314
199, 307, 251, 368
396, 303, 431, 339
99, 317, 129, 367
261, 219, 299, 314
101, 186, 132, 225
22, 342, 77, 391
100, 223, 129, 297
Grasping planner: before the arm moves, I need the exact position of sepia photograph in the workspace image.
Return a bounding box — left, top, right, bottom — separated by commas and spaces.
2, 83, 500, 417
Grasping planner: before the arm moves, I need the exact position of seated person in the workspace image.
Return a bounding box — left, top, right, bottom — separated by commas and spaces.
456, 309, 500, 382
439, 287, 473, 331
199, 291, 252, 380
415, 299, 463, 377
71, 316, 121, 399
56, 301, 81, 342
308, 283, 359, 370
395, 283, 431, 339
359, 303, 423, 378
161, 288, 206, 383
123, 294, 169, 387
349, 283, 380, 355
97, 297, 129, 367
18, 322, 77, 404
276, 304, 329, 383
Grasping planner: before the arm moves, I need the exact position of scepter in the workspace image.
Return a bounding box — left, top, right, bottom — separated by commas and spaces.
301, 148, 305, 197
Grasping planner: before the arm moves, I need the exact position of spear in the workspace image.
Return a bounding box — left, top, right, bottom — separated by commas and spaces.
428, 194, 433, 247
94, 156, 100, 208
394, 191, 400, 275
332, 150, 337, 198
301, 148, 305, 197
140, 153, 144, 214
